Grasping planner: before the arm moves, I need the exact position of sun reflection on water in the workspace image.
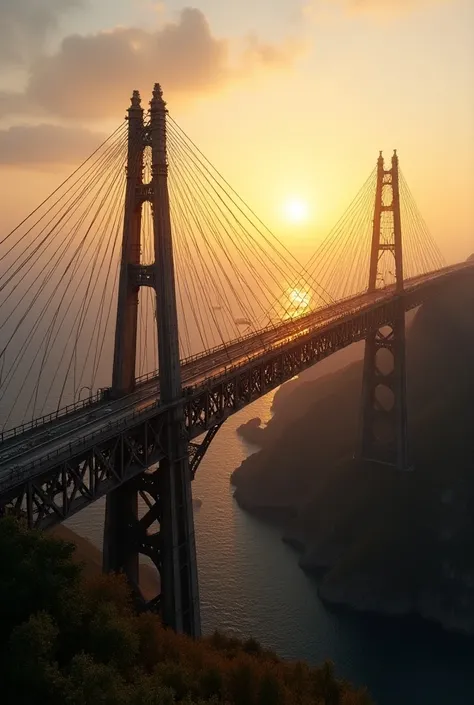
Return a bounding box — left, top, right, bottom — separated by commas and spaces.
282, 287, 311, 320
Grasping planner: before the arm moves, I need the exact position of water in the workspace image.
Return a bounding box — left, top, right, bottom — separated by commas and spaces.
67, 393, 474, 705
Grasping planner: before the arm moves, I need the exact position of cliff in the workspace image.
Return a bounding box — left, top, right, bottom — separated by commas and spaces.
232, 274, 474, 633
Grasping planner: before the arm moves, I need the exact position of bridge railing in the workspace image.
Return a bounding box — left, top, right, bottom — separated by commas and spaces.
0, 287, 393, 444
134, 321, 287, 386
0, 320, 286, 440
0, 293, 394, 491
0, 389, 106, 444
0, 340, 286, 491
2, 264, 472, 492
134, 295, 359, 387
1, 263, 468, 446
0, 397, 166, 493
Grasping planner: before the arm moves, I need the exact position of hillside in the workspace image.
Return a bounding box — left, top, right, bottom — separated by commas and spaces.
50, 524, 160, 601
232, 275, 474, 632
0, 517, 372, 705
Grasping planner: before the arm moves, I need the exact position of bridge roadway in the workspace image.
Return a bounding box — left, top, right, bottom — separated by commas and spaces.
0, 262, 472, 495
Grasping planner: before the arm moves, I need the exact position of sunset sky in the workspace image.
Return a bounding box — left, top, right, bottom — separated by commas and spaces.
0, 0, 472, 265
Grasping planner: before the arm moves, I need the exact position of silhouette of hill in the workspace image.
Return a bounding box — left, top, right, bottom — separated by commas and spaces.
232, 273, 474, 632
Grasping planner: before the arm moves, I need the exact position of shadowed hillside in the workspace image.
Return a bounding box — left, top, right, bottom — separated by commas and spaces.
232, 275, 474, 632
0, 518, 373, 705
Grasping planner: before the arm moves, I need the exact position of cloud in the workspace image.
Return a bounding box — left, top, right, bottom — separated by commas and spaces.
0, 0, 84, 66
0, 8, 303, 121
0, 124, 106, 165
0, 91, 43, 119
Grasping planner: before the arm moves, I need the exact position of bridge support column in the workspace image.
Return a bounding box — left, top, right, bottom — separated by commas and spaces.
150, 84, 200, 636
103, 91, 144, 580
103, 86, 201, 638
103, 481, 139, 590
358, 151, 411, 471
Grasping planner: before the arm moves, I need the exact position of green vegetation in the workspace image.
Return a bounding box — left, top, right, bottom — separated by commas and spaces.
0, 517, 372, 705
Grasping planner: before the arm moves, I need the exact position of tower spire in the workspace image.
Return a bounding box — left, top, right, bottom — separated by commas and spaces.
149, 82, 201, 636
358, 150, 410, 471
103, 85, 201, 637
103, 88, 145, 597
111, 89, 144, 394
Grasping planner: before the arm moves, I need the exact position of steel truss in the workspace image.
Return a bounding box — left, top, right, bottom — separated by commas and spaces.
0, 269, 466, 513
0, 271, 466, 511
0, 413, 221, 615
0, 267, 472, 610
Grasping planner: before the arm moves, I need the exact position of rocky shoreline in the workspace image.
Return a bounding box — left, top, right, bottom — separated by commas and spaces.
229, 277, 474, 637
236, 417, 265, 445
232, 483, 474, 636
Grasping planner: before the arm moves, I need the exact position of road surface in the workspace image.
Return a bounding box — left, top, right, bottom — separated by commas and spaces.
0, 263, 470, 486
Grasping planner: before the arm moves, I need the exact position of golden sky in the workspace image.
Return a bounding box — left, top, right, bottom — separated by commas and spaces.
0, 0, 472, 266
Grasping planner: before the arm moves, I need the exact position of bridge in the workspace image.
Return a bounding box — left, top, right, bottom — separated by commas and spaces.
0, 83, 472, 637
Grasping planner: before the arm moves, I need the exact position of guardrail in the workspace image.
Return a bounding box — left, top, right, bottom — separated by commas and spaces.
1, 263, 471, 445
0, 389, 106, 444
1, 265, 472, 495
2, 294, 360, 440
0, 398, 166, 493
0, 293, 396, 490
134, 263, 469, 388
134, 293, 370, 387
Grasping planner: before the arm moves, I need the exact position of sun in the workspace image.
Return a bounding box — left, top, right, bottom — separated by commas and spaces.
282, 197, 309, 224
280, 286, 311, 320
289, 288, 310, 308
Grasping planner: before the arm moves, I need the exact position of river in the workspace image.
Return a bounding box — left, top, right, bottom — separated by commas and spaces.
67, 392, 474, 705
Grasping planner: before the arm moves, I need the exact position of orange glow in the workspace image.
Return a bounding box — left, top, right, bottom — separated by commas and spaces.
283, 287, 311, 319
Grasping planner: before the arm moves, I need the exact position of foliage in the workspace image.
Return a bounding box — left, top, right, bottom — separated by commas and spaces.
0, 517, 373, 705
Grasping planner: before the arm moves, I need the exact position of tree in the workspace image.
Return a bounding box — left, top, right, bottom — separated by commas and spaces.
0, 517, 373, 705
0, 516, 80, 642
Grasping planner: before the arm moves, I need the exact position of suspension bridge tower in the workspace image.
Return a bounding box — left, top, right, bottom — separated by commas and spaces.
359, 150, 411, 471
103, 85, 201, 636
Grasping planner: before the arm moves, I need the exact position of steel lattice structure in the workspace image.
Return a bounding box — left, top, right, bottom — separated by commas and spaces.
1, 84, 473, 639
359, 151, 410, 470
1, 261, 471, 525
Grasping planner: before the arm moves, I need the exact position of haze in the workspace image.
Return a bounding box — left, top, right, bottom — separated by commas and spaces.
0, 0, 473, 267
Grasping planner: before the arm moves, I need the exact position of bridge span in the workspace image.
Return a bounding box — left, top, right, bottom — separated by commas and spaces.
1, 261, 472, 523
0, 84, 471, 636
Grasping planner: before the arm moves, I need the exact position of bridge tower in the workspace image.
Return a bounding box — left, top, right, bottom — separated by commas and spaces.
103, 86, 201, 636
358, 150, 411, 471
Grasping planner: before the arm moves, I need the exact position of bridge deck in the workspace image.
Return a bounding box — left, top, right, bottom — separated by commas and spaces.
0, 263, 471, 496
